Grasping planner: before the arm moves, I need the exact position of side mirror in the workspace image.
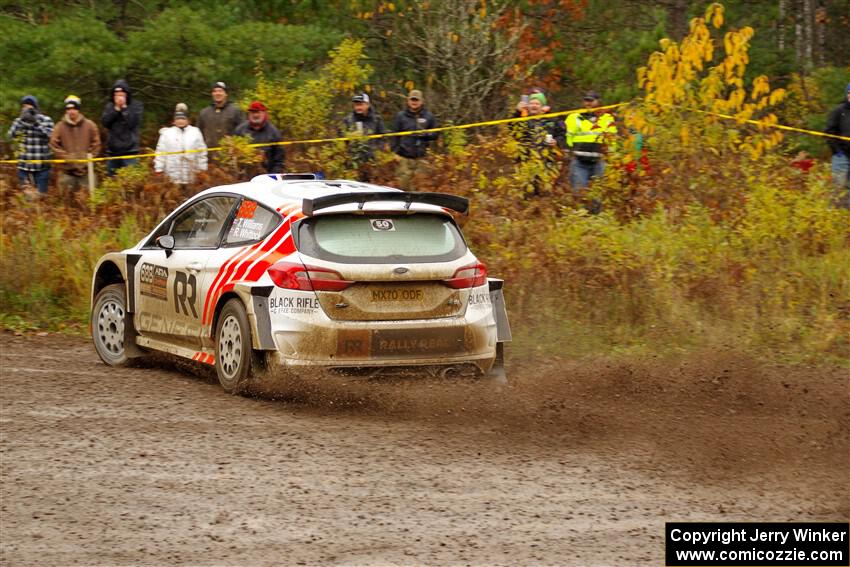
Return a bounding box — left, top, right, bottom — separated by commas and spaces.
156, 235, 175, 257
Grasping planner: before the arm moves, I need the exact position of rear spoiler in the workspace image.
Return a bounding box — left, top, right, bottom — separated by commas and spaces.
302, 192, 469, 216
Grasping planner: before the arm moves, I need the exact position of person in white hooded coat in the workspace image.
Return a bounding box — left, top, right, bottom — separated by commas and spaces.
154, 104, 207, 185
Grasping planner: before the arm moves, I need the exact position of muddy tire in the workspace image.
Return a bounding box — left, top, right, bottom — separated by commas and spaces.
215, 299, 261, 394
92, 283, 134, 366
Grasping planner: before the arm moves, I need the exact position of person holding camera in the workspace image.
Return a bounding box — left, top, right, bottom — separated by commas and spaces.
101, 79, 143, 176
7, 95, 55, 196
340, 93, 386, 182
510, 91, 565, 195
512, 92, 564, 156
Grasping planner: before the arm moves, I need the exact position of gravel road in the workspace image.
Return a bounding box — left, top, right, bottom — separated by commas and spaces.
1, 334, 847, 566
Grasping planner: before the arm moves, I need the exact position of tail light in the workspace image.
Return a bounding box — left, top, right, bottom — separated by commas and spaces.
268, 261, 353, 291
443, 261, 487, 289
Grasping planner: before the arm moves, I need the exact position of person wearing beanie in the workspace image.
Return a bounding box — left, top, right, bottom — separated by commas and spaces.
390, 89, 438, 188
565, 90, 617, 210
233, 101, 284, 175
511, 90, 566, 195
49, 95, 101, 199
101, 79, 144, 176
824, 83, 850, 207
197, 80, 244, 148
529, 87, 552, 113
154, 103, 208, 188
340, 92, 386, 182
7, 95, 54, 196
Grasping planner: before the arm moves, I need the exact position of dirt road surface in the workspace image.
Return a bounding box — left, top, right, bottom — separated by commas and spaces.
1, 334, 848, 566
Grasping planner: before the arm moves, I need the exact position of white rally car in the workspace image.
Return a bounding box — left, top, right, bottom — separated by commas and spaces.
91, 174, 510, 392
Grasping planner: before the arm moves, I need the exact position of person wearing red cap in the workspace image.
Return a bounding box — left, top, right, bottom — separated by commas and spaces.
234, 101, 284, 175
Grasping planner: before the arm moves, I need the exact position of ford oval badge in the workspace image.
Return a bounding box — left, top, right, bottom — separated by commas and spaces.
393, 267, 409, 274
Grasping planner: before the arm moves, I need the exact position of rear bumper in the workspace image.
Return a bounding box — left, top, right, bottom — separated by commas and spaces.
269, 317, 497, 372
251, 281, 506, 374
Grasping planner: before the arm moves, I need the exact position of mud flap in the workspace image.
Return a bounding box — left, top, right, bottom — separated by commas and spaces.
485, 342, 508, 384
486, 279, 510, 384
248, 286, 276, 350
123, 313, 148, 359
123, 254, 147, 359
488, 279, 512, 342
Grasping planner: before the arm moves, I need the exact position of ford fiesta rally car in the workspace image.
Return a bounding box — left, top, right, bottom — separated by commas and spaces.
91, 174, 511, 392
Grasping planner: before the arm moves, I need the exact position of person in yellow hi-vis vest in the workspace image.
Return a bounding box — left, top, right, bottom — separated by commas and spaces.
566, 91, 617, 198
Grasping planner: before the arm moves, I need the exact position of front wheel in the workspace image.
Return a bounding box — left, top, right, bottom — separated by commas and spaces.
215, 299, 263, 394
92, 283, 133, 366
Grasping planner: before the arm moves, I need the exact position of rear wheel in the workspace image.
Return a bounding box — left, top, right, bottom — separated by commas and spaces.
92, 283, 132, 366
215, 299, 262, 394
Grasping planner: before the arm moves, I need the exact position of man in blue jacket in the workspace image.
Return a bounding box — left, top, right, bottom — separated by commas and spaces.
101, 79, 143, 176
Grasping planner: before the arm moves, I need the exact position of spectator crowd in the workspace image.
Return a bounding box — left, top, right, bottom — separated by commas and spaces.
5, 79, 850, 208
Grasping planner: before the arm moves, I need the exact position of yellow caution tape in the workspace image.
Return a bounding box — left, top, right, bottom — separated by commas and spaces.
669, 103, 850, 141
3, 100, 849, 165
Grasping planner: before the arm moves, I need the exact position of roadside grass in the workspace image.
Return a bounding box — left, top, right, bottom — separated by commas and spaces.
0, 205, 145, 333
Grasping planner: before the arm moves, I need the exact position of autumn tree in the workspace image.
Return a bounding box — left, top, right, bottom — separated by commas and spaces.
496, 0, 586, 94
361, 0, 525, 123
632, 3, 787, 160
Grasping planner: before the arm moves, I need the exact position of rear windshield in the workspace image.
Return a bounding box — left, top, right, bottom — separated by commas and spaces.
295, 213, 467, 264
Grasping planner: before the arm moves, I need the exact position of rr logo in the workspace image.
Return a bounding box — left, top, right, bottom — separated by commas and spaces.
173, 272, 198, 318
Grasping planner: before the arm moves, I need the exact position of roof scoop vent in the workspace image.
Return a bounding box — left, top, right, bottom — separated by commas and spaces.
251, 173, 324, 183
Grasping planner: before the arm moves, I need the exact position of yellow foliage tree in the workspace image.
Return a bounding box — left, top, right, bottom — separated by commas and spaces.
631, 2, 787, 159
242, 38, 373, 141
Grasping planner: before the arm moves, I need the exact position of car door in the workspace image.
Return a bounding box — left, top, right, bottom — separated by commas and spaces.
135, 195, 239, 348
196, 198, 285, 349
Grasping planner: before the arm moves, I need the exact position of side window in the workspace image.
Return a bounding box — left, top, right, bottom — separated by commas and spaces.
223, 199, 281, 246
171, 196, 237, 249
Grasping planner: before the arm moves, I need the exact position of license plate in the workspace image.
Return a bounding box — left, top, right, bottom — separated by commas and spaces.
369, 288, 425, 302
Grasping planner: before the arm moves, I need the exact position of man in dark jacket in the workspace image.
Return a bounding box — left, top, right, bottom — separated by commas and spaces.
197, 81, 244, 148
101, 79, 143, 176
825, 82, 850, 207
234, 101, 284, 176
341, 92, 386, 181
391, 90, 437, 188
391, 89, 438, 159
